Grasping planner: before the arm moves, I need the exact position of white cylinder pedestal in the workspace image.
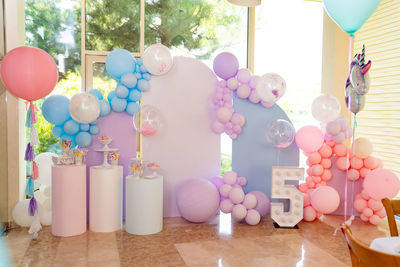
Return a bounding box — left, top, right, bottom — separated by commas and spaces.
89, 166, 123, 232
126, 175, 163, 235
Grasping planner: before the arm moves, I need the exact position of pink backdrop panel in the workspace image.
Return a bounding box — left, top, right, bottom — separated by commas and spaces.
143, 56, 220, 217
327, 157, 362, 216
86, 110, 137, 219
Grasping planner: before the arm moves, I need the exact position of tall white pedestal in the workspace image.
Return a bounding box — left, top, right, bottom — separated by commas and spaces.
125, 175, 163, 235
89, 166, 123, 232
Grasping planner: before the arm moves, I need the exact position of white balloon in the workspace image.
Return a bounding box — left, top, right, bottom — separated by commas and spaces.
40, 210, 52, 226
311, 94, 341, 123
35, 152, 57, 186
69, 93, 100, 123
34, 190, 47, 205
42, 198, 52, 212
142, 44, 173, 75
42, 185, 51, 198
12, 200, 42, 227
256, 73, 286, 103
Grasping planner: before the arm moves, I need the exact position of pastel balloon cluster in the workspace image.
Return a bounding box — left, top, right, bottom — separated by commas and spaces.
42, 90, 110, 147
353, 189, 386, 225
303, 186, 340, 222
322, 116, 352, 143
106, 49, 153, 116
211, 52, 286, 139
211, 171, 270, 225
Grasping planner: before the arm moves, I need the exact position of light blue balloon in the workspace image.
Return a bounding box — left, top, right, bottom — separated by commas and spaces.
126, 102, 140, 116
61, 134, 76, 147
137, 58, 143, 65
121, 73, 138, 88
137, 79, 149, 91
99, 99, 111, 117
136, 65, 141, 73
142, 73, 151, 81
63, 119, 79, 135
115, 84, 129, 98
135, 73, 142, 79
90, 120, 97, 125
52, 125, 63, 137
323, 0, 381, 36
75, 132, 92, 147
107, 91, 116, 102
42, 95, 70, 125
89, 125, 99, 135
88, 89, 103, 100
140, 65, 148, 73
80, 123, 90, 131
105, 49, 136, 79
111, 97, 127, 112
128, 89, 142, 102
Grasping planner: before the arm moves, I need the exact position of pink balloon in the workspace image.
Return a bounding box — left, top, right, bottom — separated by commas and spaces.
361, 190, 370, 200
347, 169, 360, 181
321, 158, 332, 169
362, 207, 373, 217
218, 80, 227, 87
227, 77, 239, 90
245, 209, 261, 225
360, 214, 369, 222
233, 125, 242, 134
304, 193, 310, 207
375, 207, 386, 218
215, 92, 223, 100
220, 199, 234, 213
364, 169, 400, 200
303, 206, 317, 221
359, 167, 371, 178
1, 46, 58, 101
176, 179, 220, 223
223, 171, 237, 185
242, 193, 257, 209
333, 132, 345, 143
299, 183, 308, 193
310, 186, 340, 214
336, 157, 350, 171
354, 198, 367, 212
236, 68, 252, 84
249, 75, 259, 89
350, 157, 364, 170
368, 199, 383, 211
364, 156, 379, 170
249, 90, 261, 104
216, 107, 232, 123
236, 84, 251, 99
211, 120, 225, 134
248, 190, 270, 217
229, 187, 245, 204
321, 169, 332, 181
312, 164, 324, 176
312, 176, 322, 183
238, 176, 247, 186
319, 144, 333, 158
308, 152, 322, 165
232, 204, 247, 220
261, 101, 274, 108
369, 214, 381, 225
334, 143, 347, 157
219, 184, 233, 198
295, 126, 324, 153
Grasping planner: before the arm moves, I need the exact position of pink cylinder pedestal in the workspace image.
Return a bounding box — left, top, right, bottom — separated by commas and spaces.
52, 165, 87, 237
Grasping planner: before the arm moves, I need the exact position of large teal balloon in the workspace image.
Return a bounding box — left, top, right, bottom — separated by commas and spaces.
323, 0, 381, 36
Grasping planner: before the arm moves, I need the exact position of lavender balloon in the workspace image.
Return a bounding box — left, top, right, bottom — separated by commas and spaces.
213, 52, 239, 80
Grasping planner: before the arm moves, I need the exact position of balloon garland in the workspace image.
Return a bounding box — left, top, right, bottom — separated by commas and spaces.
211, 52, 287, 139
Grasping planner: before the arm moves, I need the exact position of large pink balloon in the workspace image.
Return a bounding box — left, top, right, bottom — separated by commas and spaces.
1, 46, 58, 101
364, 169, 400, 200
177, 179, 220, 223
295, 126, 324, 153
310, 186, 340, 214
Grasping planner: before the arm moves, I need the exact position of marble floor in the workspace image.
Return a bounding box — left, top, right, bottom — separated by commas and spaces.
3, 214, 393, 267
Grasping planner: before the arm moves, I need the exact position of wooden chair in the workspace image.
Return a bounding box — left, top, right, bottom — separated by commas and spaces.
382, 198, 400, 236
341, 224, 400, 267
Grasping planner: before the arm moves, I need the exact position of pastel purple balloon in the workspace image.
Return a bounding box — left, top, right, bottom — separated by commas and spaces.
249, 190, 270, 217
211, 120, 225, 134
227, 77, 239, 90
238, 176, 247, 186
249, 90, 261, 104
216, 107, 232, 123
233, 125, 242, 134
237, 84, 251, 99
220, 199, 234, 213
249, 75, 260, 89
219, 80, 227, 87
210, 176, 224, 190
213, 52, 239, 80
177, 179, 220, 223
237, 68, 252, 84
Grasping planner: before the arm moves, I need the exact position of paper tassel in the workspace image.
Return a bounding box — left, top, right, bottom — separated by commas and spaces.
24, 143, 34, 162
30, 126, 40, 146
32, 161, 39, 180
28, 197, 38, 216
25, 176, 34, 197
28, 212, 42, 239
25, 109, 32, 128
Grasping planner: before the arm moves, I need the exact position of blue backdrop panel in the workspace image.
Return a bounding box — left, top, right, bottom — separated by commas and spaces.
232, 96, 299, 199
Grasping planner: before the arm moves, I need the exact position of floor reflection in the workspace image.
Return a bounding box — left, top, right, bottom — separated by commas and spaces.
219, 212, 232, 236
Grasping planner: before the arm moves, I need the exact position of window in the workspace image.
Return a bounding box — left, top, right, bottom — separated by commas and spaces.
352, 0, 400, 178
